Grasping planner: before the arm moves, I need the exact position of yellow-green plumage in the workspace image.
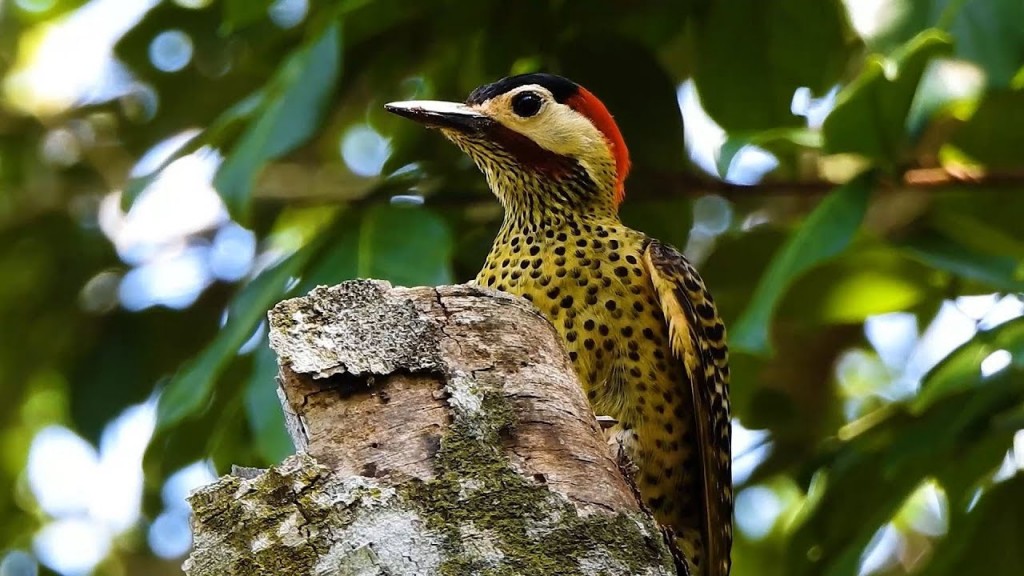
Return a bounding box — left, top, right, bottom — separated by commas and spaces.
476, 210, 730, 576
385, 73, 732, 576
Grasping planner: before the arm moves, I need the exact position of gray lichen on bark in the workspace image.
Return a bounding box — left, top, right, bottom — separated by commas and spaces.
184, 280, 680, 575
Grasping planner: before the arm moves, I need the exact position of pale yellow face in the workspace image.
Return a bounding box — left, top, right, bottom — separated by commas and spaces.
462, 84, 618, 192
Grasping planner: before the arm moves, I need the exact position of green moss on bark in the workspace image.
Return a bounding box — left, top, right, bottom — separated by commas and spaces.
400, 376, 675, 575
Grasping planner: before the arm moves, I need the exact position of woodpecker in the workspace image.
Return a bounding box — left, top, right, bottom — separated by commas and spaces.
386, 73, 732, 576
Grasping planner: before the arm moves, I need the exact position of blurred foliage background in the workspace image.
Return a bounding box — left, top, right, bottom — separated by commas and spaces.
1, 0, 1023, 574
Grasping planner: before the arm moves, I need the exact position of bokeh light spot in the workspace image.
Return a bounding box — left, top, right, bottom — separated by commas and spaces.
40, 128, 80, 166
341, 125, 391, 177
269, 0, 308, 28
79, 270, 122, 314
209, 223, 256, 282
735, 486, 781, 540
981, 349, 1012, 378
692, 194, 732, 235
149, 510, 193, 559
149, 30, 194, 73
0, 550, 38, 576
14, 0, 56, 13
34, 519, 110, 576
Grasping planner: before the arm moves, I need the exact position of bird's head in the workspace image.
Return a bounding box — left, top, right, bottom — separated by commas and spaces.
385, 73, 630, 216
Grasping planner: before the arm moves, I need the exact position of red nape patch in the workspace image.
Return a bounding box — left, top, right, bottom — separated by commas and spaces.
567, 87, 631, 206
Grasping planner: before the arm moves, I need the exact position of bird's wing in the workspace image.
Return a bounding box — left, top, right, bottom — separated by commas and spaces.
643, 238, 732, 576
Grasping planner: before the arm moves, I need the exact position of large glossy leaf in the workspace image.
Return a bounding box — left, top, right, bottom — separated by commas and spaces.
785, 362, 1024, 576
865, 0, 1024, 87
213, 21, 342, 221
823, 31, 953, 165
224, 0, 274, 31
946, 0, 1024, 87
776, 244, 937, 324
914, 316, 1024, 411
897, 226, 1024, 293
731, 171, 875, 355
948, 89, 1024, 169
301, 204, 454, 289
923, 475, 1024, 576
153, 243, 319, 434
693, 0, 857, 131
244, 341, 294, 464
717, 128, 822, 179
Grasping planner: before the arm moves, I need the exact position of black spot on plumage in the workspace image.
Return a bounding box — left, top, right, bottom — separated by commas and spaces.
707, 323, 725, 340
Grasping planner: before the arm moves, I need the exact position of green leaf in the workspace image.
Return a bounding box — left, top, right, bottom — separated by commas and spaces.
121, 92, 267, 211
897, 226, 1024, 292
244, 341, 294, 464
213, 21, 342, 221
224, 0, 272, 31
731, 171, 875, 355
923, 475, 1024, 576
717, 128, 822, 179
154, 243, 318, 434
693, 0, 857, 131
949, 89, 1024, 169
777, 244, 936, 324
302, 204, 454, 289
946, 0, 1024, 88
823, 30, 953, 164
786, 364, 1024, 576
914, 317, 1024, 411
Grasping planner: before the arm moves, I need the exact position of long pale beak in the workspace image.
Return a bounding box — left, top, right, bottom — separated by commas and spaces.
384, 100, 491, 133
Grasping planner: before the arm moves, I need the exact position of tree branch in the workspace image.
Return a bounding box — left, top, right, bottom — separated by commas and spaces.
183, 280, 682, 576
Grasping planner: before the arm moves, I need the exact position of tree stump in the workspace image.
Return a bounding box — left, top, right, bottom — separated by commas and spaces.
183, 280, 680, 575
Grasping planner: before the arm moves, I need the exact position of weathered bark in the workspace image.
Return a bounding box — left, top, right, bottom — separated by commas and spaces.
184, 280, 679, 575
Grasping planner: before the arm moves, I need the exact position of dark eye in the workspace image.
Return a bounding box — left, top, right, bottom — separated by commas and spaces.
511, 91, 543, 118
